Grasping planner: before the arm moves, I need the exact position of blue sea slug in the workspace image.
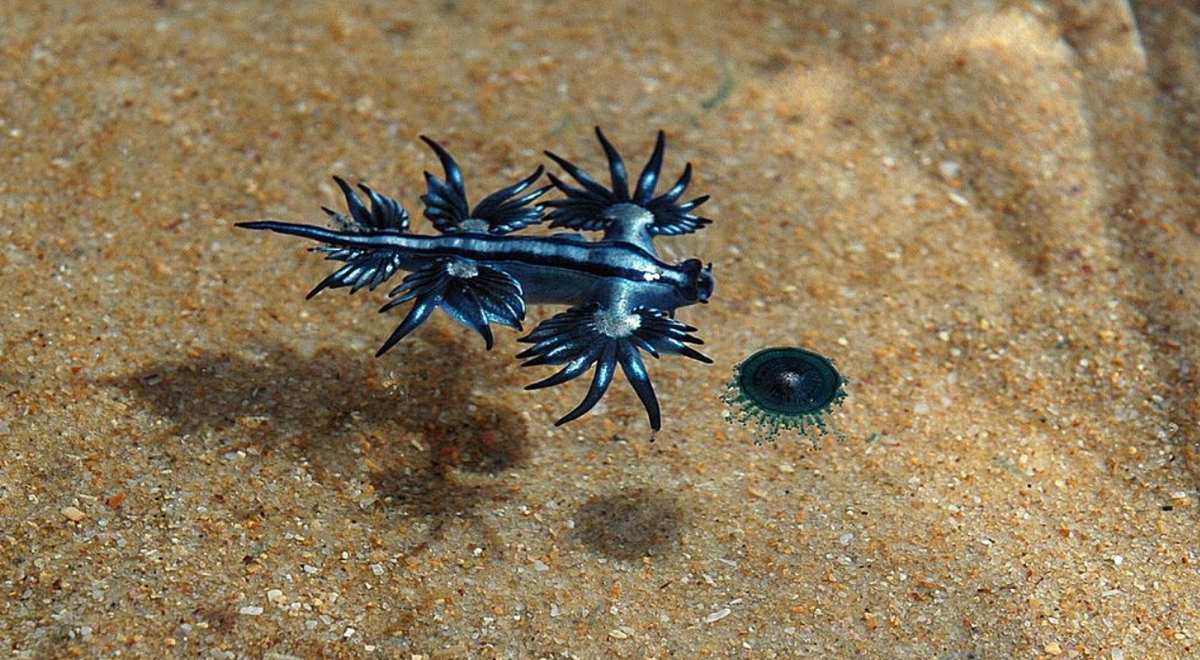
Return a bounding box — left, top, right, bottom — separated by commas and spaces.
238, 129, 715, 431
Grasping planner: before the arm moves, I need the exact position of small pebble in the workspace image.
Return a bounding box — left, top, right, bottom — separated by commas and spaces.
239, 606, 263, 616
704, 608, 731, 623
61, 506, 86, 522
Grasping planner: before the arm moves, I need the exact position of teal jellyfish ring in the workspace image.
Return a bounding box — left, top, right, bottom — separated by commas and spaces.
724, 346, 847, 443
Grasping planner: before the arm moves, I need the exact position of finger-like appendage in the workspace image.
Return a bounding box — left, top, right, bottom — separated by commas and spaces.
658, 162, 692, 204
443, 286, 494, 350
333, 176, 372, 227
376, 295, 441, 357
525, 346, 601, 390
420, 136, 466, 200
617, 342, 662, 431
594, 127, 629, 201
544, 151, 614, 200
554, 343, 617, 426
634, 131, 666, 204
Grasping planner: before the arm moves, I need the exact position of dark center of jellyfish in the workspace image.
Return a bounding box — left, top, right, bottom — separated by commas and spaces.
741, 350, 840, 416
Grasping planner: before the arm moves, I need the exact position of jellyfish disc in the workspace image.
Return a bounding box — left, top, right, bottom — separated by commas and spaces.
723, 346, 847, 445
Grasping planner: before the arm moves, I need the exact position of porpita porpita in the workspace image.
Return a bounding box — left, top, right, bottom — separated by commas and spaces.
722, 346, 847, 444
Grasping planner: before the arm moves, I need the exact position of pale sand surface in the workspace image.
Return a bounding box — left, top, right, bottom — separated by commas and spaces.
3, 1, 1200, 658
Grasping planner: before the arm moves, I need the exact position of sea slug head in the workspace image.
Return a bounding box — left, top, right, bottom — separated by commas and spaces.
679, 259, 715, 304
697, 262, 714, 303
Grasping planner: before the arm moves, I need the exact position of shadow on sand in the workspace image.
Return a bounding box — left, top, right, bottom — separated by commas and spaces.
574, 487, 685, 560
107, 337, 530, 552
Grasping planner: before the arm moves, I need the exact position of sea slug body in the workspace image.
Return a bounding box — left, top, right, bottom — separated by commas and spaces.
238, 129, 715, 431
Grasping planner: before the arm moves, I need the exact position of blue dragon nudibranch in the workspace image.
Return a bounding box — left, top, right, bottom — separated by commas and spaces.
237, 129, 715, 431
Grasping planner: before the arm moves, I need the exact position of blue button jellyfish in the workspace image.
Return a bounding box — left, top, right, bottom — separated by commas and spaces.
723, 347, 847, 444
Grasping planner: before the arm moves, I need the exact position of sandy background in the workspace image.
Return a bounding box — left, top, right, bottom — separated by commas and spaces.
3, 0, 1200, 657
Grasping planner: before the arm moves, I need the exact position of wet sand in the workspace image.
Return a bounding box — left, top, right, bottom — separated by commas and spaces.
2, 0, 1200, 657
